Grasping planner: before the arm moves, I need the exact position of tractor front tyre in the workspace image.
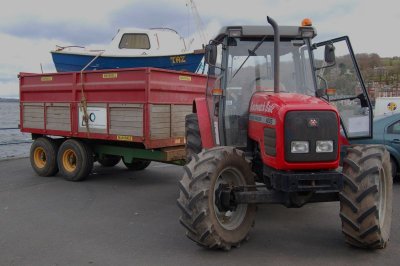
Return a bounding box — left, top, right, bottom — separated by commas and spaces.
177, 146, 256, 250
57, 139, 94, 181
185, 113, 202, 162
98, 155, 121, 167
390, 157, 398, 181
30, 137, 59, 177
340, 145, 392, 249
123, 159, 151, 171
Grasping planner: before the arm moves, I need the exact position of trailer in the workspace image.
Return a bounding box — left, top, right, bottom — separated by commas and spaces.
19, 67, 207, 181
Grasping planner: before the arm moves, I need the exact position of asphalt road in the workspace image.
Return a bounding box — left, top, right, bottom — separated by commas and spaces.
0, 158, 399, 266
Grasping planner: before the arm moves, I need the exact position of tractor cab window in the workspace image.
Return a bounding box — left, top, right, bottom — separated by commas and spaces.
223, 37, 315, 147
313, 37, 372, 139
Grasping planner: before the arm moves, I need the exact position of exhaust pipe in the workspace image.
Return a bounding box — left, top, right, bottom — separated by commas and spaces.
267, 16, 280, 93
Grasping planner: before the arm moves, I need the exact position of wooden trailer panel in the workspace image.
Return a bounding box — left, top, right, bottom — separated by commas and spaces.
171, 105, 193, 137
150, 104, 171, 139
46, 103, 71, 131
109, 103, 144, 137
22, 102, 45, 129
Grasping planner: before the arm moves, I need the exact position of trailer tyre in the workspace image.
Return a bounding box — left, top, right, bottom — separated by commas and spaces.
123, 159, 151, 171
57, 139, 94, 181
30, 137, 59, 177
98, 155, 121, 167
340, 145, 392, 249
177, 146, 256, 250
185, 113, 202, 162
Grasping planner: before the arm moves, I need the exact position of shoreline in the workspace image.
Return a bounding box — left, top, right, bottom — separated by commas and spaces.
0, 155, 29, 162
0, 98, 19, 102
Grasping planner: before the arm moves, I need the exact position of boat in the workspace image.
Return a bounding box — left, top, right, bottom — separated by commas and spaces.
51, 28, 205, 73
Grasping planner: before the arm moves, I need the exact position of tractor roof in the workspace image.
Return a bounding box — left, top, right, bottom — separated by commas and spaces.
213, 25, 317, 41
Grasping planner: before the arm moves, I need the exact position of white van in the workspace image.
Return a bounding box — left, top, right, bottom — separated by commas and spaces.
374, 97, 400, 116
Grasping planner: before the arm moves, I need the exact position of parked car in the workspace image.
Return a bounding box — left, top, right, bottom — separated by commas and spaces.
343, 113, 400, 180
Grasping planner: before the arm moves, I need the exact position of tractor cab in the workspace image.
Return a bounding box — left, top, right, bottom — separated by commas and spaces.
204, 20, 372, 150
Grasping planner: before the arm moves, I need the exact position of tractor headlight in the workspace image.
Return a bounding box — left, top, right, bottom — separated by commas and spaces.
291, 141, 309, 153
316, 140, 334, 153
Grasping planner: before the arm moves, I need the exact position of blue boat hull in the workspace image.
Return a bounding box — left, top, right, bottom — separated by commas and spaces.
51, 52, 204, 73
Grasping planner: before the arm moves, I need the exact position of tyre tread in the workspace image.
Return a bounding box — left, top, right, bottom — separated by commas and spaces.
30, 137, 59, 177
339, 144, 392, 249
185, 114, 202, 162
177, 147, 256, 250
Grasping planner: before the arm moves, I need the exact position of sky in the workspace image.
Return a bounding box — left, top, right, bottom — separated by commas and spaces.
0, 0, 399, 97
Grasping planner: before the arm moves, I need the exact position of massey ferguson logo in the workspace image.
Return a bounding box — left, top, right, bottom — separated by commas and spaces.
308, 118, 319, 128
249, 102, 278, 113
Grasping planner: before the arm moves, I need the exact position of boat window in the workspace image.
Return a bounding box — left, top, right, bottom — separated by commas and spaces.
119, 34, 150, 49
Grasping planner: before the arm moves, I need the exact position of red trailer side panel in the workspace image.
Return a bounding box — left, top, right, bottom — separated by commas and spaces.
20, 68, 206, 149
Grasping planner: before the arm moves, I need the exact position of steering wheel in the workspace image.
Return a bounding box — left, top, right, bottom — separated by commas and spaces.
248, 76, 275, 93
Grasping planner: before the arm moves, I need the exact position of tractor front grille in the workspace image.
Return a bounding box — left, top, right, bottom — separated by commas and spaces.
284, 111, 338, 162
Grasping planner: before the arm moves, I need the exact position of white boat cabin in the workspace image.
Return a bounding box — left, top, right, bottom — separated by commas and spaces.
54, 28, 197, 57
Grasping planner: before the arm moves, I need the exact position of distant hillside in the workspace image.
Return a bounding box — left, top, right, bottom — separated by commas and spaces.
354, 54, 399, 85
317, 54, 400, 95
0, 98, 19, 102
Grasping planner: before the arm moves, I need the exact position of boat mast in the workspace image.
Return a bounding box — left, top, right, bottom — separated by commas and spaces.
187, 0, 207, 46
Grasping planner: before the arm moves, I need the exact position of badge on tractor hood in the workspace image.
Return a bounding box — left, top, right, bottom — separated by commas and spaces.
307, 118, 319, 128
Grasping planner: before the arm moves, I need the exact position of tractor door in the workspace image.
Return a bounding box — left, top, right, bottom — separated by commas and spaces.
312, 37, 373, 139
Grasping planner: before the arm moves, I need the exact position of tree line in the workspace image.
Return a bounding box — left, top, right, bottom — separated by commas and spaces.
351, 54, 399, 86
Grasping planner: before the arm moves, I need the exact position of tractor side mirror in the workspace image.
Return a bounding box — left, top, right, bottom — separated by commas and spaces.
205, 44, 217, 66
324, 44, 336, 65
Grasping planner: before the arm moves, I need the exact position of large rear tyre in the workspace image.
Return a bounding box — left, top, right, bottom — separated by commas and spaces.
30, 137, 59, 177
98, 155, 121, 167
123, 159, 151, 171
390, 157, 398, 181
177, 147, 256, 250
340, 145, 392, 249
185, 113, 202, 162
57, 139, 94, 181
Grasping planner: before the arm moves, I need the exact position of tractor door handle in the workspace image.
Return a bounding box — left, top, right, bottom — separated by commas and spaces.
391, 139, 400, 144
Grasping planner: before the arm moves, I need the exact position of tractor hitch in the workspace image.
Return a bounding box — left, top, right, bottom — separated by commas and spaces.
215, 182, 341, 211
215, 184, 286, 212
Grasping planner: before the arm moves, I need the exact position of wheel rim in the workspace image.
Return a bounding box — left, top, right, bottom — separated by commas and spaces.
33, 147, 46, 168
378, 168, 387, 228
62, 149, 77, 172
213, 167, 247, 230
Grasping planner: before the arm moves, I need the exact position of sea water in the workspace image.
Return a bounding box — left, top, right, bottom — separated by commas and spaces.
0, 102, 31, 159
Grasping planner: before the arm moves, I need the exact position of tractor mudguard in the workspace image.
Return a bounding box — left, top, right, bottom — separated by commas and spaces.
193, 98, 214, 148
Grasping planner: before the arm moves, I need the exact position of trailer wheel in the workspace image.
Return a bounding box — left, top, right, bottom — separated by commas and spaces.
185, 113, 202, 162
57, 139, 94, 181
177, 146, 256, 250
30, 137, 59, 177
98, 155, 121, 167
123, 159, 151, 170
340, 145, 392, 249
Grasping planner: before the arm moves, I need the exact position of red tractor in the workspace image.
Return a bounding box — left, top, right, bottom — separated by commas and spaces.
177, 17, 392, 250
